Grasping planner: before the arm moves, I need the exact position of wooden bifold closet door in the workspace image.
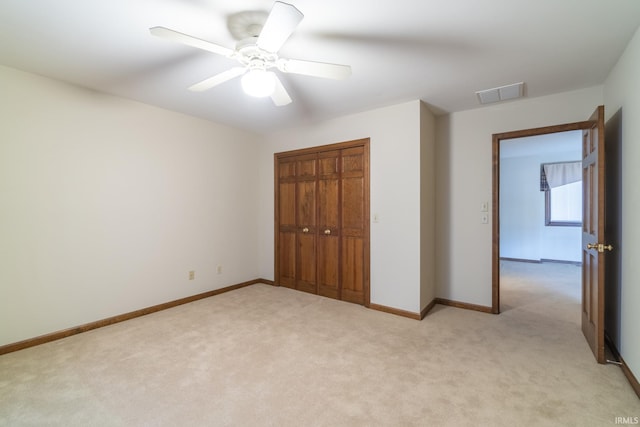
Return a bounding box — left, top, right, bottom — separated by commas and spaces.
274, 138, 370, 306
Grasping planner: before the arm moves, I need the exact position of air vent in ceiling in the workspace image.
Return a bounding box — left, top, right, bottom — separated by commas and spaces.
476, 82, 524, 105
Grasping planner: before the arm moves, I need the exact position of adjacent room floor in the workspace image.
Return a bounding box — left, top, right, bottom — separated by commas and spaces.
1, 263, 638, 426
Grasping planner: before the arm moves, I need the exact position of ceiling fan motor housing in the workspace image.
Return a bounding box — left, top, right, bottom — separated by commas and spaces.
235, 37, 279, 71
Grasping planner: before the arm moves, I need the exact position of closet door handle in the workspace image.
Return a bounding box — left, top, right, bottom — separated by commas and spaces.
302, 227, 309, 233
324, 229, 331, 235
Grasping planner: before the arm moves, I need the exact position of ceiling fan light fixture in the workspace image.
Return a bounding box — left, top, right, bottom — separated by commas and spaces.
241, 68, 276, 97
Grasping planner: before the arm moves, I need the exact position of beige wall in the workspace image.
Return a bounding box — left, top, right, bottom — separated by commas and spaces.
604, 25, 640, 383
0, 65, 261, 346
435, 86, 604, 306
420, 102, 437, 310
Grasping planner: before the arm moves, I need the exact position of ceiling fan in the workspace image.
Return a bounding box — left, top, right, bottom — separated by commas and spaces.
150, 1, 352, 106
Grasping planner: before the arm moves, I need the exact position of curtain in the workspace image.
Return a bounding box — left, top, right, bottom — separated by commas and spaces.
540, 161, 581, 191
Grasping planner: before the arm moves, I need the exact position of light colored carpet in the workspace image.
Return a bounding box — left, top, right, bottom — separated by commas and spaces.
1, 261, 638, 426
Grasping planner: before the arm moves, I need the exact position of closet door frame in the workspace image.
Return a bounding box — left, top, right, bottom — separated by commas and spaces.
274, 138, 370, 307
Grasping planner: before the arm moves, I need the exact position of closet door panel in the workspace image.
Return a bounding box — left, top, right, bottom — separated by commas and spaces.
278, 181, 296, 292
317, 150, 340, 298
341, 236, 364, 303
279, 182, 296, 227
342, 147, 365, 233
279, 157, 296, 179
317, 237, 339, 298
341, 146, 366, 304
276, 155, 297, 289
296, 155, 317, 179
317, 180, 340, 298
342, 178, 364, 231
297, 180, 316, 228
296, 154, 318, 293
297, 232, 317, 293
318, 181, 339, 229
279, 231, 296, 288
342, 147, 364, 176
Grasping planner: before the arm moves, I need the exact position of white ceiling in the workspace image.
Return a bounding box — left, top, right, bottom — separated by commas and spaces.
1, 1, 639, 134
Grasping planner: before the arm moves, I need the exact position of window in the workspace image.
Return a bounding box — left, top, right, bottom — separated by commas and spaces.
541, 161, 582, 226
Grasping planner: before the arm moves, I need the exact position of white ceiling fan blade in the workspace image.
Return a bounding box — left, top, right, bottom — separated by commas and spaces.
257, 2, 303, 53
188, 67, 247, 92
149, 26, 234, 57
270, 74, 292, 106
278, 58, 352, 80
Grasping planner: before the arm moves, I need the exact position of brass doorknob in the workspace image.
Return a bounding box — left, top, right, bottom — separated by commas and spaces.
302, 227, 309, 233
587, 243, 613, 253
324, 229, 331, 235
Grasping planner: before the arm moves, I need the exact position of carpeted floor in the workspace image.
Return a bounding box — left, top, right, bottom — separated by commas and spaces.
1, 261, 638, 426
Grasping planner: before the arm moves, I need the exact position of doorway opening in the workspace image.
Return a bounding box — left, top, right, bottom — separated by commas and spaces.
497, 130, 582, 315
491, 121, 593, 314
491, 121, 592, 308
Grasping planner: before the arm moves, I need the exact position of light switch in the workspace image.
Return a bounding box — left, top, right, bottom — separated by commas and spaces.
480, 201, 489, 212
481, 213, 489, 224
373, 213, 380, 223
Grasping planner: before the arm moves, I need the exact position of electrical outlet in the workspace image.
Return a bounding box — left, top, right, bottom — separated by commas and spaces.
189, 271, 195, 280
217, 265, 222, 275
